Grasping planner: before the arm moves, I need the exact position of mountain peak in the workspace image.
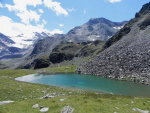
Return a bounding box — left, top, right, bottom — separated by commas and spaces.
88, 18, 111, 25
88, 18, 127, 27
80, 2, 150, 85
136, 2, 150, 17
89, 17, 109, 21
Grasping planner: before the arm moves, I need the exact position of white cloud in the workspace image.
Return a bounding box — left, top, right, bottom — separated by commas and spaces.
5, 0, 42, 24
67, 8, 76, 12
38, 19, 47, 28
59, 24, 64, 27
0, 16, 62, 36
0, 16, 45, 37
5, 0, 69, 24
43, 0, 68, 16
107, 0, 122, 3
39, 9, 44, 13
0, 16, 63, 48
5, 0, 42, 12
42, 19, 47, 25
16, 10, 40, 24
49, 29, 63, 34
0, 3, 3, 8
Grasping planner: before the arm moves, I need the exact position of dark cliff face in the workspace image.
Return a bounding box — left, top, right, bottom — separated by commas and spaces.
80, 2, 150, 85
135, 2, 150, 17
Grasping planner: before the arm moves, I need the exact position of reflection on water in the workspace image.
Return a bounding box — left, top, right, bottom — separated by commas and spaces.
15, 74, 150, 97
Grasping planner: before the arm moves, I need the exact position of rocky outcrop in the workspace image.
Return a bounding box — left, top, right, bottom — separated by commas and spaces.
30, 34, 65, 57
80, 2, 150, 85
49, 41, 105, 64
61, 106, 74, 113
22, 58, 50, 69
49, 52, 74, 64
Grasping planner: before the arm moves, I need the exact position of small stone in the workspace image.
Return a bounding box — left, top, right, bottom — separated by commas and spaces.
132, 108, 149, 113
115, 107, 119, 109
95, 93, 100, 95
32, 104, 39, 108
69, 92, 72, 94
40, 107, 49, 112
60, 99, 65, 102
0, 101, 14, 105
61, 105, 74, 113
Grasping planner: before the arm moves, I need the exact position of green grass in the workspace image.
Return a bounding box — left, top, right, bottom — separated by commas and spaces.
1, 95, 150, 113
0, 67, 150, 113
41, 65, 78, 73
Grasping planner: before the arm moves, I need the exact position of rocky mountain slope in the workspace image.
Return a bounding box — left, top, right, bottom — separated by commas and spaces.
20, 40, 105, 69
29, 18, 126, 57
0, 33, 14, 48
17, 18, 126, 69
0, 33, 23, 59
0, 17, 126, 69
30, 18, 126, 57
80, 2, 150, 85
29, 34, 65, 57
0, 31, 51, 60
65, 18, 127, 42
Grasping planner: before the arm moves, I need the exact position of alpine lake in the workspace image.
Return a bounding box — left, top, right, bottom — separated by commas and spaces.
15, 73, 150, 97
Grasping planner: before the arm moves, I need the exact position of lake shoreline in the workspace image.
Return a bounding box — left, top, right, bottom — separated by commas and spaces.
15, 73, 150, 97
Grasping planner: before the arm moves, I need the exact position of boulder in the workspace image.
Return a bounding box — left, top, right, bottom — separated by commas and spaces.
32, 104, 39, 108
40, 107, 49, 112
61, 105, 74, 113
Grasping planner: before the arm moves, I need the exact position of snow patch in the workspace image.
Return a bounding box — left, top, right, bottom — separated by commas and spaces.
113, 26, 123, 30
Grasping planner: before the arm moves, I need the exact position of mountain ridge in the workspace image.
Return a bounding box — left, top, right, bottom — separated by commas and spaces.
80, 2, 150, 85
65, 18, 127, 42
30, 17, 126, 57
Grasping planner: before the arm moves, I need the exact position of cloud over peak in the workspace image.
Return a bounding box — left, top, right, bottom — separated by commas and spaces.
107, 0, 122, 3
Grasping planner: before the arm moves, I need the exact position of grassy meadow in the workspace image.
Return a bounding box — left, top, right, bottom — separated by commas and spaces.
0, 66, 150, 113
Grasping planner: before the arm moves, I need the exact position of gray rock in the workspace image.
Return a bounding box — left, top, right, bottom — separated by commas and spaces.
40, 107, 49, 112
32, 104, 39, 108
0, 101, 14, 105
132, 108, 149, 113
61, 105, 74, 113
60, 99, 65, 102
80, 2, 150, 85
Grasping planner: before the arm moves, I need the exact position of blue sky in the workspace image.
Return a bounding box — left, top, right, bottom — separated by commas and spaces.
0, 0, 149, 37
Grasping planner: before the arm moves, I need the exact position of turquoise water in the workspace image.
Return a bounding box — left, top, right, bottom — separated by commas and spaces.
15, 73, 150, 97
